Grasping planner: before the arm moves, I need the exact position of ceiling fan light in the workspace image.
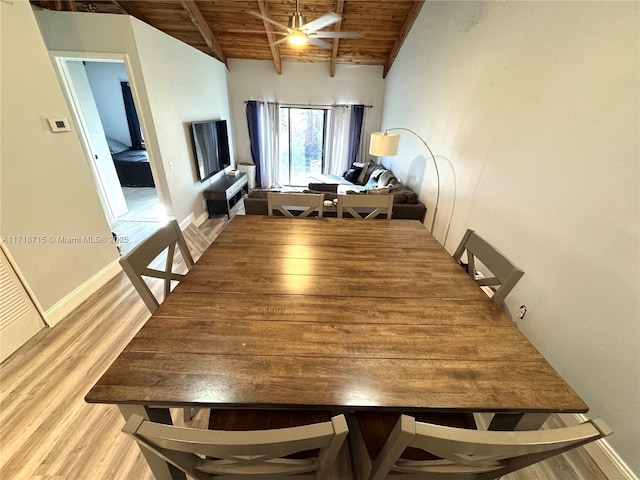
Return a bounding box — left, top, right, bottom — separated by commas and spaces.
288, 31, 308, 45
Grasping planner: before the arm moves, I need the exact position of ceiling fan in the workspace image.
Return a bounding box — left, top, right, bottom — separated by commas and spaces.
244, 0, 364, 49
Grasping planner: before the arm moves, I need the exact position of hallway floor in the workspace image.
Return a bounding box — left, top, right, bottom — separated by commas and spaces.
110, 187, 164, 255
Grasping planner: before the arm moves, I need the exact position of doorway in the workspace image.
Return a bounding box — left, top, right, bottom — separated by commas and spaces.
279, 106, 328, 186
54, 56, 166, 254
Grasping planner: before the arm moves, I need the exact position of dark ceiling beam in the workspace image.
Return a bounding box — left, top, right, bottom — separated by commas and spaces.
383, 0, 424, 78
180, 0, 228, 67
257, 0, 282, 75
53, 0, 77, 11
329, 0, 344, 78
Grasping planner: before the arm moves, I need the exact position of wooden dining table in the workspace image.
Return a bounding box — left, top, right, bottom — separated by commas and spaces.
86, 215, 587, 479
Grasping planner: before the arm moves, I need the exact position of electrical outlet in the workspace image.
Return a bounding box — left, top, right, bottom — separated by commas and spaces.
517, 305, 527, 320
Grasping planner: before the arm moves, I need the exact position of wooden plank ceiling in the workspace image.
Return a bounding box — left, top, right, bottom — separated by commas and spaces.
30, 0, 424, 77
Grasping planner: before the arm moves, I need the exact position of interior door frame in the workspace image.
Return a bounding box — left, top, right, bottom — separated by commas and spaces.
55, 56, 126, 223
49, 50, 170, 222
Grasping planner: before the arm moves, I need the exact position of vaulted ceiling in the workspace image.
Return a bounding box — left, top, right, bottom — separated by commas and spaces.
31, 0, 424, 77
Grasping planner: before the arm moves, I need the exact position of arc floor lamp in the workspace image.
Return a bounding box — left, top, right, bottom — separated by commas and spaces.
369, 128, 456, 246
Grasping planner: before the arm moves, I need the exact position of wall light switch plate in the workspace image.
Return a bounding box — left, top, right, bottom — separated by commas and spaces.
47, 117, 71, 133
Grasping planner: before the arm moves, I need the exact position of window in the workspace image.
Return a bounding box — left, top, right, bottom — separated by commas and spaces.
279, 106, 328, 186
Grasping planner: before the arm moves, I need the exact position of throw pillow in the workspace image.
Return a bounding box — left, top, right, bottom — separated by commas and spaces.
363, 176, 379, 191
356, 160, 376, 185
377, 169, 397, 188
360, 162, 385, 186
344, 166, 364, 183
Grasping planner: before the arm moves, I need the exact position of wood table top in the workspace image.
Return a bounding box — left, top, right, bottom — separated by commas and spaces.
86, 216, 587, 414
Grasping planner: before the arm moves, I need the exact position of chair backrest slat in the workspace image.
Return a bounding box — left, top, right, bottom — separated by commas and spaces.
337, 194, 393, 220
123, 413, 348, 479
119, 220, 194, 313
452, 229, 524, 306
368, 414, 611, 480
267, 193, 324, 218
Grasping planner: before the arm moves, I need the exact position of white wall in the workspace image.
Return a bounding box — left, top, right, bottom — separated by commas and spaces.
381, 1, 639, 474
35, 10, 231, 224
84, 61, 131, 147
0, 0, 118, 312
226, 60, 385, 167
131, 18, 232, 222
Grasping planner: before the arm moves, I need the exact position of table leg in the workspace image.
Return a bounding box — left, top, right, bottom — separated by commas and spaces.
118, 405, 187, 480
488, 412, 550, 431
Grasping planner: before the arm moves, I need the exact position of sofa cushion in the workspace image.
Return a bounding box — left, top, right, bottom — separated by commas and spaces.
364, 186, 392, 195
308, 173, 352, 185
337, 184, 366, 194
248, 189, 282, 199
303, 189, 338, 200
389, 183, 419, 204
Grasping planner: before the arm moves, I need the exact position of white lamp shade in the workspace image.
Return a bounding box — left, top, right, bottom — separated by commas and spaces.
369, 132, 400, 157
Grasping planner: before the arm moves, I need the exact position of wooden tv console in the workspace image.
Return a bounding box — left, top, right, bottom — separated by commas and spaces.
203, 172, 248, 219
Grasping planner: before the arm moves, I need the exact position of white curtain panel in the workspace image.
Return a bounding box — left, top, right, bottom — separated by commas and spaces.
324, 105, 352, 176
258, 102, 280, 189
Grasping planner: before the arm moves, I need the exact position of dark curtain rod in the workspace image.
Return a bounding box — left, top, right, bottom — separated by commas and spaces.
244, 101, 373, 108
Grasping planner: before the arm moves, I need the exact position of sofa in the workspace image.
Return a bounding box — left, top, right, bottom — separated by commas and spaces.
243, 160, 427, 222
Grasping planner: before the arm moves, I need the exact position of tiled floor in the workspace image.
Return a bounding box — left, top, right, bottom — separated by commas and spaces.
110, 187, 164, 255
118, 186, 164, 222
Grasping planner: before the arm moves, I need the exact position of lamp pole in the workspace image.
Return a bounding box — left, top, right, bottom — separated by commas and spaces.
385, 128, 441, 235
370, 128, 457, 246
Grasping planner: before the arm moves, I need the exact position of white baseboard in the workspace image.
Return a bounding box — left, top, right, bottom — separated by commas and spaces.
558, 413, 638, 480
194, 211, 208, 227
179, 213, 197, 231
45, 258, 122, 327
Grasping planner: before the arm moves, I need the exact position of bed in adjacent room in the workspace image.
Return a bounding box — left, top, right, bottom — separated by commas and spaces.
108, 137, 155, 187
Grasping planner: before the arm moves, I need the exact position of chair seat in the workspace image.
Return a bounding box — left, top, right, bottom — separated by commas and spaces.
357, 411, 477, 461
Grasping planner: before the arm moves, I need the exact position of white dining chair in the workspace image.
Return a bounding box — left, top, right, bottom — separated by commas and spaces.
267, 192, 324, 218
123, 412, 348, 479
119, 220, 194, 313
119, 220, 196, 421
452, 229, 524, 307
337, 194, 393, 220
351, 413, 611, 480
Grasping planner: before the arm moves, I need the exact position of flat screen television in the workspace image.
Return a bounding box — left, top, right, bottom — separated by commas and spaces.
190, 119, 231, 182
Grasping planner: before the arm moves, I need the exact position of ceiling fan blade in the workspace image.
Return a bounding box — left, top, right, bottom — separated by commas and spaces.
308, 37, 332, 49
302, 12, 341, 33
249, 11, 291, 33
311, 31, 364, 39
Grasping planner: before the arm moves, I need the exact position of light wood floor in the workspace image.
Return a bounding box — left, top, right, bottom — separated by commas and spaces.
0, 215, 608, 480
